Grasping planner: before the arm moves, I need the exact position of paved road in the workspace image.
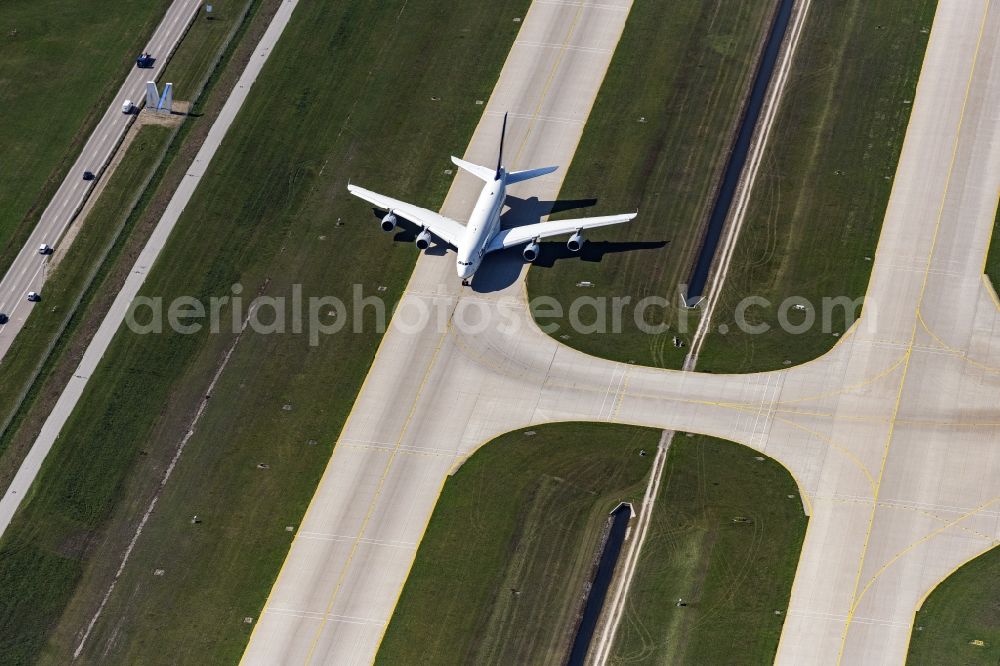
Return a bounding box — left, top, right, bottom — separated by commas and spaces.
0, 0, 301, 538
0, 0, 202, 359
244, 0, 1000, 664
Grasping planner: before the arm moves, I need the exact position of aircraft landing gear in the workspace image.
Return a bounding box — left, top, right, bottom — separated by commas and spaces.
461, 279, 470, 287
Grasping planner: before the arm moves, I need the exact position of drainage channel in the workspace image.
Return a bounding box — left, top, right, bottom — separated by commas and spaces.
567, 502, 633, 666
684, 0, 795, 306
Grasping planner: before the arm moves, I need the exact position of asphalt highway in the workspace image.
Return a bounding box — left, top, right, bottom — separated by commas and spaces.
0, 0, 202, 359
244, 0, 1000, 664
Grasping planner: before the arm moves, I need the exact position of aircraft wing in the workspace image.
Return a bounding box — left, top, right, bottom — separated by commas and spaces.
347, 184, 466, 248
487, 213, 637, 251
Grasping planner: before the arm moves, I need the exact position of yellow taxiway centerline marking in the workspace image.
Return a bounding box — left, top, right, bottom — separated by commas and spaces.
835, 2, 992, 660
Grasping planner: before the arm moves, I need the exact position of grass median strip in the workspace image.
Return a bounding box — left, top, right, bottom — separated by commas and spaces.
608, 434, 806, 665
159, 4, 242, 96
906, 545, 1000, 665
698, 0, 935, 373
0, 0, 172, 269
0, 1, 531, 662
525, 0, 776, 369
377, 423, 659, 665
376, 428, 806, 666
526, 0, 936, 373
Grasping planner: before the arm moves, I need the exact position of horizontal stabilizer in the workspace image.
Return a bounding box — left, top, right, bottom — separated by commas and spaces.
506, 165, 558, 185
451, 156, 495, 182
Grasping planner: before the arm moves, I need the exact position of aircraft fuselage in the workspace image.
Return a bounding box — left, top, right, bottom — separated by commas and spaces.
456, 169, 506, 280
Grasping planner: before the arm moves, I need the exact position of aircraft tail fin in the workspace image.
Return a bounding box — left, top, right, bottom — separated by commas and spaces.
495, 112, 507, 180
452, 113, 557, 184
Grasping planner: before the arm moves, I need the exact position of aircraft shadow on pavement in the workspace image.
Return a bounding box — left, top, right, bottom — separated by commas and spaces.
470, 196, 667, 292
504, 195, 598, 221
468, 195, 596, 292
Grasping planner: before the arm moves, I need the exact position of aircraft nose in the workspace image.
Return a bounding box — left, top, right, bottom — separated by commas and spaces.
457, 262, 473, 280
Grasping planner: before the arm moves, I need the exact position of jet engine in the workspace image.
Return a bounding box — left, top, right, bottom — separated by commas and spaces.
381, 212, 397, 232
567, 230, 584, 252
415, 228, 432, 250
522, 240, 540, 262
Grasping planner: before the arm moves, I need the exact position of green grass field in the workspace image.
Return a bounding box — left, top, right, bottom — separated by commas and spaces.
608, 434, 806, 665
160, 2, 250, 96
0, 0, 172, 270
697, 0, 936, 373
907, 545, 1000, 665
376, 429, 806, 665
526, 0, 775, 369
527, 0, 936, 373
377, 423, 660, 665
0, 1, 532, 662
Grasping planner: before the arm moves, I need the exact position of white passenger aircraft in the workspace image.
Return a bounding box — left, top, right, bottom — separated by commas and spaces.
347, 113, 637, 283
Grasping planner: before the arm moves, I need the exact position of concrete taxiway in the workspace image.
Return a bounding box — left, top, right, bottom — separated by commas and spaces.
0, 0, 202, 359
244, 0, 1000, 664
